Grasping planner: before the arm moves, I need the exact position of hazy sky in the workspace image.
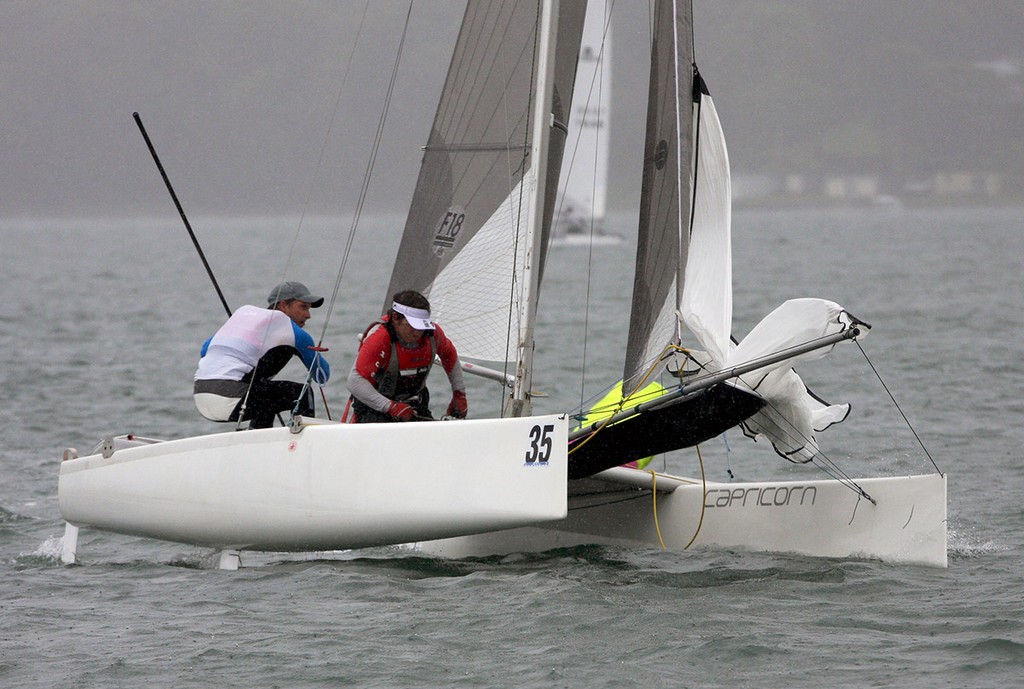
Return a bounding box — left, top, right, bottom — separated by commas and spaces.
3, 2, 475, 218
2, 1, 1020, 220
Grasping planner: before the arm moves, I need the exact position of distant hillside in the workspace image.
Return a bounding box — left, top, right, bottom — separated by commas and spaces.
692, 1, 1024, 201
608, 1, 1023, 207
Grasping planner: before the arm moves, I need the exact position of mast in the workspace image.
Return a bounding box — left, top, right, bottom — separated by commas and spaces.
507, 0, 560, 418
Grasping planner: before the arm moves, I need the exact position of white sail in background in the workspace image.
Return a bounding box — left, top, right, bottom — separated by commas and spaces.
557, 0, 611, 228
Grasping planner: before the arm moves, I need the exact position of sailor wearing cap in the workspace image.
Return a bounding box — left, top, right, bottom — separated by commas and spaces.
346, 290, 467, 422
193, 281, 331, 428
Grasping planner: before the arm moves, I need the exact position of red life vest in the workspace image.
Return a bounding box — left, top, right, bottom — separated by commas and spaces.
359, 318, 437, 402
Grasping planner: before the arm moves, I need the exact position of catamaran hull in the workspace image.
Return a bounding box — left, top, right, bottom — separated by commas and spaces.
58, 415, 568, 553
416, 469, 948, 567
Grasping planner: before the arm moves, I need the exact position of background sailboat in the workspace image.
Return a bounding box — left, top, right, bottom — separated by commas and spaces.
551, 0, 622, 247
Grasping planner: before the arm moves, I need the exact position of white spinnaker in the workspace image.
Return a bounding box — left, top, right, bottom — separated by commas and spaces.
727, 298, 863, 462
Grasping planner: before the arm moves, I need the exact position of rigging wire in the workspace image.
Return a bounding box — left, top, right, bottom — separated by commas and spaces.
721, 336, 945, 502
553, 0, 615, 239
319, 1, 414, 340
568, 341, 682, 455
573, 0, 616, 408
293, 1, 373, 421
226, 2, 376, 427
289, 0, 374, 297
856, 339, 943, 474
720, 372, 880, 503
295, 1, 413, 419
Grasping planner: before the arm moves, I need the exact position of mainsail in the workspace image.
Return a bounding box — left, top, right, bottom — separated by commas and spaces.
622, 0, 694, 391
618, 1, 862, 465
386, 1, 586, 370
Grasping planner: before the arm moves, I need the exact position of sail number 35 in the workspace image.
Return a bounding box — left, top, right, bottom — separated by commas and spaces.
525, 424, 555, 464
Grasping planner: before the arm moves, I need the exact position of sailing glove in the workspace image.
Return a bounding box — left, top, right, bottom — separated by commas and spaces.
388, 401, 416, 421
446, 390, 468, 419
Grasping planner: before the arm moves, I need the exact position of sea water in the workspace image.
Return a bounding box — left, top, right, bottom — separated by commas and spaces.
2, 207, 1022, 688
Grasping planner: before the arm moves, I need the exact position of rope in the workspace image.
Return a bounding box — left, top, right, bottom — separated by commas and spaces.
292, 0, 373, 286
320, 1, 414, 339
648, 470, 667, 550
683, 444, 707, 549
555, 1, 616, 410
568, 342, 682, 455
738, 387, 879, 504
233, 1, 379, 428
645, 442, 706, 552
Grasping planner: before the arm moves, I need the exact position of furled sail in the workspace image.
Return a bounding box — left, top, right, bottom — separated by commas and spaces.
386, 1, 586, 364
622, 0, 694, 391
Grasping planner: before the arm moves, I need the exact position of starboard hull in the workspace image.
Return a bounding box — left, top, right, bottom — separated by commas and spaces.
417, 469, 948, 567
58, 415, 568, 552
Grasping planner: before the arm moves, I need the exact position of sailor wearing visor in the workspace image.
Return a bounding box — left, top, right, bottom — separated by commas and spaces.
346, 290, 468, 422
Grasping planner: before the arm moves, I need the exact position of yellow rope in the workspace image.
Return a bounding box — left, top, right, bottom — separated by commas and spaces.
648, 470, 667, 550
684, 444, 708, 550
571, 343, 713, 553
570, 343, 692, 455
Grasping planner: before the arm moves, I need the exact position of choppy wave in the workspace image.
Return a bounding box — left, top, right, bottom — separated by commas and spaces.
948, 526, 1012, 559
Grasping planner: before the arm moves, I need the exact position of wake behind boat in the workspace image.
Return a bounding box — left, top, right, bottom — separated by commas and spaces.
56, 0, 946, 569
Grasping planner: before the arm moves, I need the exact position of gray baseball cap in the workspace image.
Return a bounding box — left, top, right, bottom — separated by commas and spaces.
267, 281, 324, 308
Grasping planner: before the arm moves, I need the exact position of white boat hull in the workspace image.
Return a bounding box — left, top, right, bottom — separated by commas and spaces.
550, 231, 623, 247
417, 468, 948, 567
58, 415, 568, 552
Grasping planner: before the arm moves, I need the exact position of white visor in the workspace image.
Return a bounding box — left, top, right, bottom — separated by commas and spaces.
392, 302, 435, 330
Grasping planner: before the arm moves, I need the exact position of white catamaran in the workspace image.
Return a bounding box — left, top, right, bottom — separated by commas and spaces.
57, 0, 946, 569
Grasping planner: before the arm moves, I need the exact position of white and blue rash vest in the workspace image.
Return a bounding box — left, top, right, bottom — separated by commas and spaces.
194, 304, 330, 385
